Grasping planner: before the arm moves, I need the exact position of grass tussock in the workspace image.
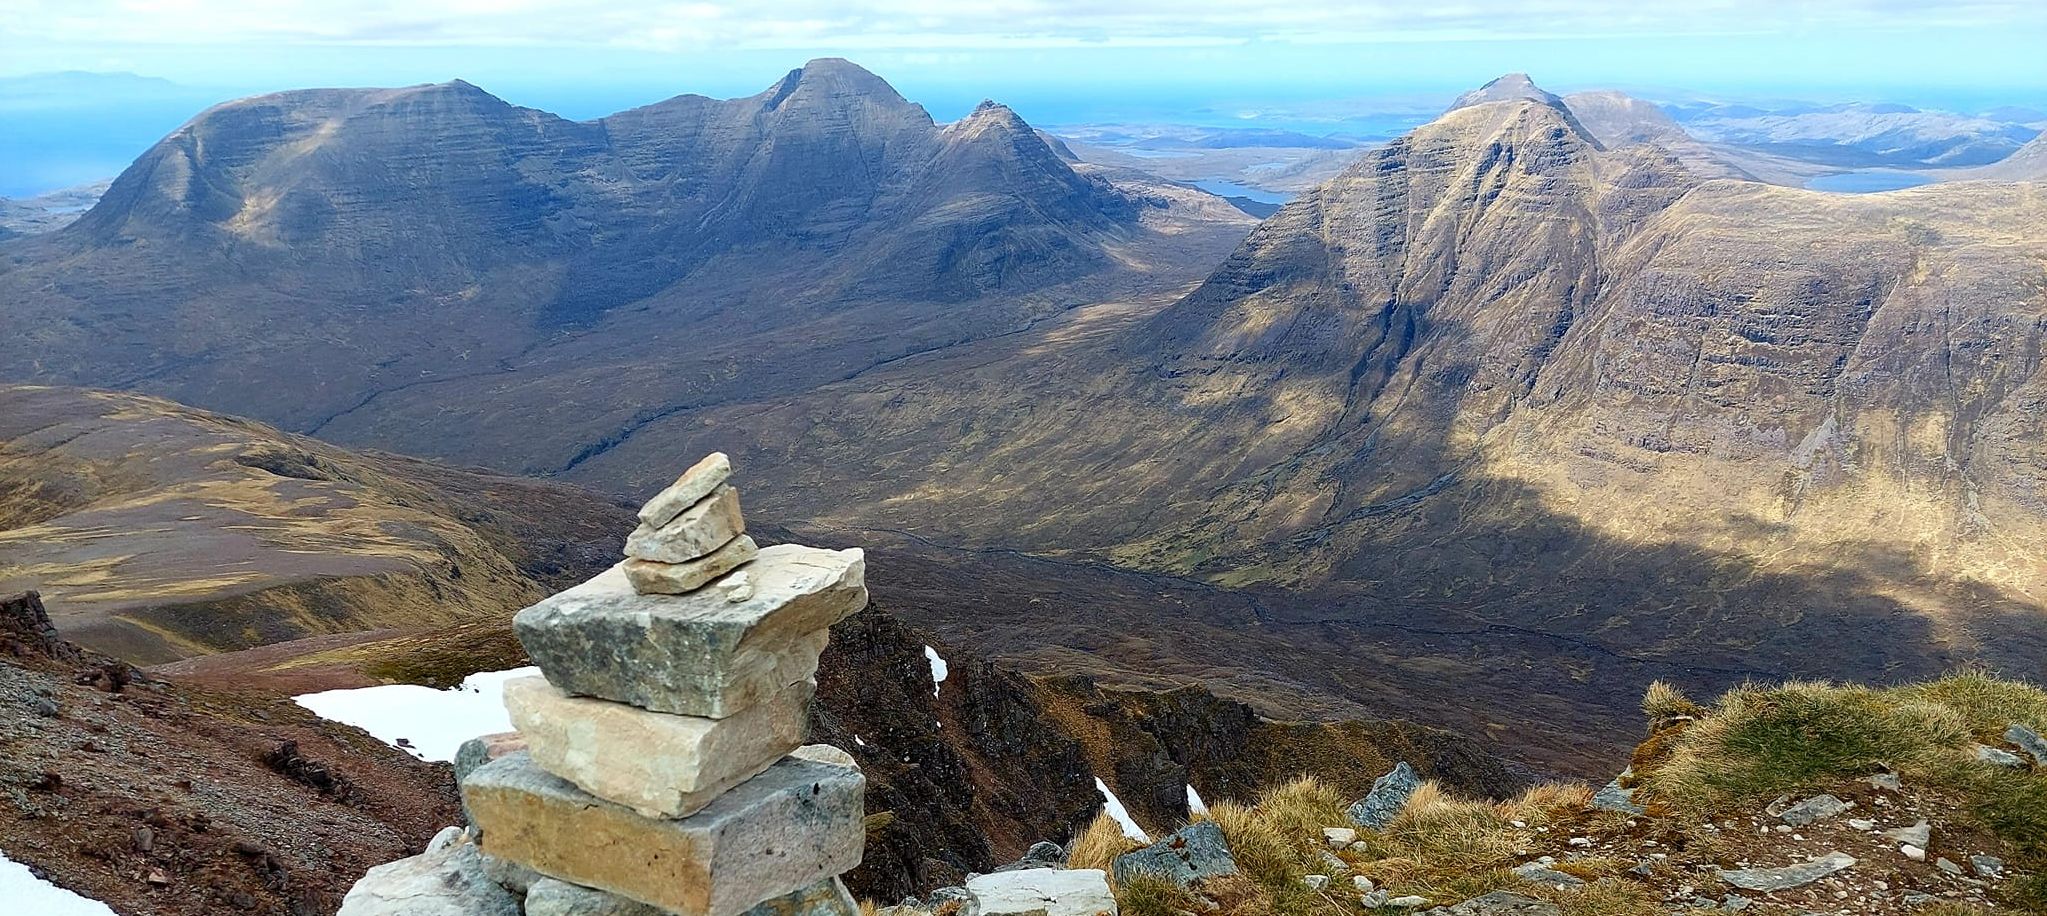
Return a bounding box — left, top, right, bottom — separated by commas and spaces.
1116, 872, 1207, 916
1641, 680, 1704, 724
1635, 672, 2047, 866
1067, 811, 1142, 874
1377, 782, 1523, 871
1528, 878, 1662, 916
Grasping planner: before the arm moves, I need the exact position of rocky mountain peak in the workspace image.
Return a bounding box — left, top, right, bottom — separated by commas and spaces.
1451, 72, 1562, 109
762, 57, 922, 116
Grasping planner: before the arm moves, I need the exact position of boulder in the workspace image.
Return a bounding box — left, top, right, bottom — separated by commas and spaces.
528, 876, 859, 916
1882, 820, 1931, 847
1509, 862, 1582, 887
463, 749, 864, 916
625, 536, 759, 596
1110, 820, 1237, 888
624, 485, 745, 564
965, 868, 1116, 916
2007, 724, 2047, 766
1777, 794, 1851, 826
1347, 762, 1421, 829
1590, 776, 1644, 815
1973, 854, 2005, 878
1716, 852, 1856, 891
336, 842, 521, 916
503, 674, 811, 818
1422, 892, 1559, 915
455, 732, 528, 784
1323, 827, 1358, 847
514, 545, 865, 717
637, 453, 733, 530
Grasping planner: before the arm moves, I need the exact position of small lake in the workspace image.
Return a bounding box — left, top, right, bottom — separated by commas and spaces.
1193, 179, 1292, 205
1804, 170, 1935, 193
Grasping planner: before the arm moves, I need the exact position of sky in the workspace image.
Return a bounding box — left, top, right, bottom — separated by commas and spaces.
1, 1, 2044, 194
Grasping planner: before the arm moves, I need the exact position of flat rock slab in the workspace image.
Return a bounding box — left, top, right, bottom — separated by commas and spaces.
456, 732, 529, 784
625, 485, 745, 564
504, 675, 812, 818
966, 868, 1117, 916
527, 876, 856, 916
625, 535, 758, 596
1111, 820, 1236, 888
1510, 862, 1583, 887
638, 453, 732, 530
337, 841, 522, 916
515, 545, 866, 717
1778, 794, 1851, 826
1347, 762, 1421, 829
465, 749, 864, 916
1717, 852, 1856, 891
1591, 776, 1645, 815
1422, 891, 1560, 915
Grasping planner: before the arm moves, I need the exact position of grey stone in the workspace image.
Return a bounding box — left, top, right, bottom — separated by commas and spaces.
463, 750, 864, 916
1027, 841, 1066, 862
1864, 773, 1903, 791
1935, 857, 1965, 876
1360, 889, 1389, 908
455, 732, 528, 785
1347, 762, 1422, 829
1883, 820, 1931, 847
526, 877, 665, 916
2007, 724, 2047, 766
514, 545, 866, 717
637, 453, 733, 530
1422, 891, 1559, 915
927, 886, 972, 907
1305, 875, 1330, 890
965, 868, 1116, 916
427, 826, 465, 854
741, 878, 860, 916
1110, 820, 1237, 888
1975, 744, 2026, 768
624, 535, 759, 596
1324, 826, 1358, 847
481, 853, 543, 895
1778, 794, 1851, 826
1971, 854, 2005, 878
1591, 776, 1645, 815
624, 484, 745, 564
1715, 852, 1856, 891
1510, 861, 1584, 886
1386, 897, 1428, 909
1720, 896, 1751, 910
337, 842, 521, 916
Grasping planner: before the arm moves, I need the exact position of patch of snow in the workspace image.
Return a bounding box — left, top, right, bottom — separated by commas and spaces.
854, 735, 867, 747
0, 850, 117, 916
1187, 784, 1209, 815
924, 645, 949, 697
295, 666, 537, 762
1095, 776, 1149, 842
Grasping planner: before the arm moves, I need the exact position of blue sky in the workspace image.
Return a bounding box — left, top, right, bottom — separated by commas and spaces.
1, 1, 2044, 195
3, 0, 2044, 121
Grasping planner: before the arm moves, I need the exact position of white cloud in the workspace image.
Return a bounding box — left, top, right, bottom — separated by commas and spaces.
2, 0, 2040, 51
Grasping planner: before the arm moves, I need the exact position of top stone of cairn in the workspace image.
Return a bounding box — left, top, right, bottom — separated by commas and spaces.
638, 452, 733, 530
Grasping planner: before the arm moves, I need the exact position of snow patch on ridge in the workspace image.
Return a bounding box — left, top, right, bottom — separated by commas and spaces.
1095, 776, 1149, 842
295, 666, 536, 762
1187, 784, 1209, 815
0, 851, 117, 916
924, 645, 949, 696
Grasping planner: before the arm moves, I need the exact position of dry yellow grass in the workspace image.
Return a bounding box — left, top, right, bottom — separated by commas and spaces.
1067, 811, 1142, 875
1378, 782, 1524, 871
1641, 679, 1704, 724
1527, 878, 1662, 916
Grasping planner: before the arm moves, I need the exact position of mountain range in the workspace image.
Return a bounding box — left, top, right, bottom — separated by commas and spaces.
2, 66, 2044, 773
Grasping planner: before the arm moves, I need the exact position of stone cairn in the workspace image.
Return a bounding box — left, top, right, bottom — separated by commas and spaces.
343, 452, 871, 916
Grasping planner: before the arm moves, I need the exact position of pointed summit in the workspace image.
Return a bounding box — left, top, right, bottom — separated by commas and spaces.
1449, 73, 1568, 112
761, 58, 916, 114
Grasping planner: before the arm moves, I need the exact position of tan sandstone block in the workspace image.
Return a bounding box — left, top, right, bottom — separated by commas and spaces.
624, 535, 758, 596
637, 453, 733, 530
503, 675, 812, 818
624, 484, 744, 564
465, 749, 864, 916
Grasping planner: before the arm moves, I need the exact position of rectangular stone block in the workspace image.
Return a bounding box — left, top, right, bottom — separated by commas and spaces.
624, 534, 758, 596
638, 453, 732, 530
503, 675, 812, 818
514, 545, 866, 718
525, 876, 857, 916
464, 749, 865, 916
625, 484, 745, 564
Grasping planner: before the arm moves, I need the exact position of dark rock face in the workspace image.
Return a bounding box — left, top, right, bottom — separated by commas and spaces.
1110, 820, 1237, 887
0, 591, 75, 661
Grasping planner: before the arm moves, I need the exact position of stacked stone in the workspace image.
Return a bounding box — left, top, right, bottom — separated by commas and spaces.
460, 453, 871, 916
